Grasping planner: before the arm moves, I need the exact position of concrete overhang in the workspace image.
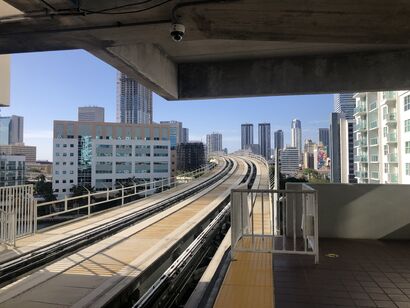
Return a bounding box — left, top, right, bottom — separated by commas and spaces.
1, 0, 410, 100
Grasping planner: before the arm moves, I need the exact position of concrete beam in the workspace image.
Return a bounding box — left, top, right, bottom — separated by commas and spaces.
178, 49, 410, 100
90, 43, 178, 100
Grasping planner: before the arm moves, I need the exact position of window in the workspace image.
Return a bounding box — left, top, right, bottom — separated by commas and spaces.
70, 153, 74, 157
70, 170, 74, 174
70, 162, 74, 165
56, 162, 60, 165
116, 162, 132, 174
55, 171, 59, 175
62, 162, 66, 165
54, 189, 59, 193
56, 144, 60, 148
62, 189, 66, 192
406, 163, 410, 176
135, 145, 151, 157
153, 162, 168, 173
406, 141, 410, 154
70, 179, 74, 183
96, 144, 113, 157
70, 144, 74, 148
96, 162, 113, 174
135, 162, 151, 174
63, 153, 67, 157
56, 153, 60, 157
384, 145, 388, 155
116, 145, 132, 157
55, 180, 59, 184
384, 163, 388, 173
405, 96, 410, 111
62, 171, 66, 174
406, 119, 410, 132
63, 144, 67, 148
63, 180, 66, 183
383, 127, 387, 137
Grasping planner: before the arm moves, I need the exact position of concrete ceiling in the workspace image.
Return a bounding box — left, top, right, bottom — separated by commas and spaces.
1, 0, 410, 99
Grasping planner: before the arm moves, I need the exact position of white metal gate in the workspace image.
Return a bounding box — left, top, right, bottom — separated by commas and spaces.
0, 185, 35, 246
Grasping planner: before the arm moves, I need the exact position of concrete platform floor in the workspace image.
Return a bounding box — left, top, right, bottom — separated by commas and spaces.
274, 239, 410, 308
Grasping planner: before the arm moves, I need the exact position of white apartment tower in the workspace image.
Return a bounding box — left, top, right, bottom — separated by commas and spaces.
354, 91, 410, 184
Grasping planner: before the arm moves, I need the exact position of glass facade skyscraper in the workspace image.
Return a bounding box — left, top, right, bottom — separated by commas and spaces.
241, 124, 253, 150
116, 72, 152, 124
258, 123, 271, 160
334, 93, 355, 120
0, 115, 23, 145
274, 129, 284, 150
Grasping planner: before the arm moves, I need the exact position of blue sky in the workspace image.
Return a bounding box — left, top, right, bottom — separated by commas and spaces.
6, 50, 333, 161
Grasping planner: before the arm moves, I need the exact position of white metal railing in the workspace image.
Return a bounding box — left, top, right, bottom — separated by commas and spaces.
35, 163, 216, 232
0, 185, 35, 246
231, 184, 319, 264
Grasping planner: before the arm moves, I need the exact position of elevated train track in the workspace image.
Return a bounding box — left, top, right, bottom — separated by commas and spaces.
0, 156, 258, 308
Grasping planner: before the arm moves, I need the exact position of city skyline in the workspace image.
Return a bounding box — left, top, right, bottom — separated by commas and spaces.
8, 50, 332, 161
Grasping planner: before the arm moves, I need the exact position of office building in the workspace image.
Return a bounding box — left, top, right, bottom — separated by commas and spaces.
0, 154, 25, 187
160, 121, 183, 148
52, 121, 172, 199
280, 147, 300, 175
0, 115, 23, 145
354, 91, 410, 184
78, 106, 105, 122
241, 124, 254, 150
330, 113, 342, 182
116, 72, 152, 124
26, 160, 53, 182
206, 132, 223, 155
258, 123, 271, 161
182, 128, 189, 143
0, 54, 10, 107
176, 142, 205, 172
318, 128, 330, 148
334, 93, 355, 120
0, 144, 36, 163
274, 129, 284, 150
291, 119, 302, 157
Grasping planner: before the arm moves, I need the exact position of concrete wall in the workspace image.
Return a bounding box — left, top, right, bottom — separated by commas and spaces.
310, 184, 410, 239
0, 54, 10, 107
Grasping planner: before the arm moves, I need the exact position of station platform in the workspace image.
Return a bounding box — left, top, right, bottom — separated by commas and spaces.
212, 157, 275, 308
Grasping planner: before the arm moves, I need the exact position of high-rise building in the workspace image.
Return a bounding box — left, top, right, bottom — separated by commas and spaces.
334, 93, 355, 120
116, 72, 152, 124
241, 124, 254, 150
330, 113, 341, 182
0, 144, 36, 163
280, 147, 300, 175
176, 142, 205, 172
206, 132, 223, 155
182, 128, 189, 143
0, 115, 23, 145
78, 106, 105, 122
0, 155, 25, 187
53, 121, 172, 199
291, 119, 302, 157
274, 129, 284, 150
354, 91, 410, 184
258, 123, 271, 160
318, 128, 330, 148
0, 54, 10, 107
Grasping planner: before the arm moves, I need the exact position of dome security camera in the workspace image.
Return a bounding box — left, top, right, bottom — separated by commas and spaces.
170, 23, 185, 42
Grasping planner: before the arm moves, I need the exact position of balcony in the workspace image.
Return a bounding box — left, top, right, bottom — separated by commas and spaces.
383, 91, 397, 101
369, 137, 378, 146
354, 123, 367, 132
383, 112, 397, 125
355, 171, 368, 178
387, 153, 398, 163
370, 171, 379, 179
355, 155, 368, 163
353, 105, 367, 115
369, 120, 378, 130
354, 139, 367, 147
369, 101, 377, 111
232, 182, 410, 307
386, 133, 397, 143
388, 173, 399, 183
370, 155, 378, 162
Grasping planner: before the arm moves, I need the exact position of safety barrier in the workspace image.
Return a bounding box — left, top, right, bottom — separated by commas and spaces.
0, 185, 35, 246
231, 184, 319, 264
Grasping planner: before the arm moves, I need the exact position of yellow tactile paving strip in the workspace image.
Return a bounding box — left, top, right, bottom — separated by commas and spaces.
0, 159, 247, 307
214, 158, 274, 308
213, 251, 274, 308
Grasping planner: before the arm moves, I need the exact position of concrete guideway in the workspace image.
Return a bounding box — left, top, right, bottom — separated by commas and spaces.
0, 159, 226, 265
0, 157, 249, 307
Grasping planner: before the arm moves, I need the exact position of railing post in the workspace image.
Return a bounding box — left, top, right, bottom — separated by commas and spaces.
87, 192, 91, 217
121, 187, 124, 205
64, 195, 68, 212
33, 199, 37, 233
145, 182, 148, 197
